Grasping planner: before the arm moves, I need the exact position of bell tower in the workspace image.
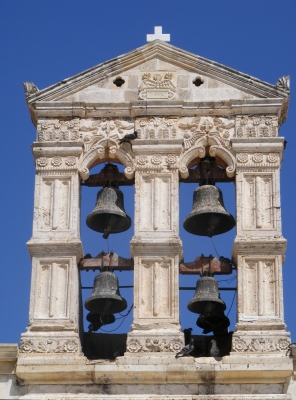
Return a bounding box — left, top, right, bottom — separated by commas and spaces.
14, 39, 294, 399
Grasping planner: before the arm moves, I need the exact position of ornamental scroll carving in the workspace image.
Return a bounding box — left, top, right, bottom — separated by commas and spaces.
235, 115, 278, 138
19, 339, 80, 353
126, 337, 183, 353
135, 117, 178, 140
232, 336, 290, 353
77, 118, 136, 180
178, 116, 235, 149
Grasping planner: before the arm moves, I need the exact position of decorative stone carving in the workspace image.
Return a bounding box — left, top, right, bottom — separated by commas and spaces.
36, 157, 77, 172
19, 339, 79, 353
77, 118, 136, 180
232, 336, 290, 353
237, 153, 249, 163
151, 154, 162, 165
236, 115, 278, 138
166, 154, 177, 165
179, 116, 235, 149
135, 117, 178, 139
252, 153, 264, 163
37, 119, 80, 141
136, 155, 148, 165
23, 81, 39, 97
236, 153, 280, 168
276, 75, 290, 92
126, 337, 183, 353
138, 72, 176, 100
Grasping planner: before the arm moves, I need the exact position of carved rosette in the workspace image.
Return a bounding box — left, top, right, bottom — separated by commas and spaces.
36, 156, 77, 173
236, 115, 278, 138
19, 338, 80, 354
126, 337, 183, 353
236, 152, 280, 168
232, 336, 290, 353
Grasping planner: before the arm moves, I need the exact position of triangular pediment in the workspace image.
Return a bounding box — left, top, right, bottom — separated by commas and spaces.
25, 40, 289, 105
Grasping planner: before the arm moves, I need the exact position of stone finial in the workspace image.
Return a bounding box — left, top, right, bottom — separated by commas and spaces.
23, 81, 39, 97
276, 75, 290, 92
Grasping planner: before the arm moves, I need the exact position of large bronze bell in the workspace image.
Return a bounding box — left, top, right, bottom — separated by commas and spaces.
183, 156, 235, 237
86, 183, 131, 239
183, 185, 235, 237
187, 273, 226, 315
85, 271, 127, 316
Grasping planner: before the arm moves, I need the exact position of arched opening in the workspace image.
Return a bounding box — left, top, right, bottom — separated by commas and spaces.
80, 158, 135, 359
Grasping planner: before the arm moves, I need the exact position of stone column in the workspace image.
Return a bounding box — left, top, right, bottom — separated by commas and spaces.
231, 115, 290, 355
126, 118, 184, 354
18, 119, 84, 358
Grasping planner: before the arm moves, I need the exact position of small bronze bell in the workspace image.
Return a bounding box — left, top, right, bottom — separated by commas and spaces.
86, 183, 131, 239
86, 312, 116, 332
183, 157, 235, 237
187, 273, 226, 315
196, 313, 230, 335
85, 270, 127, 316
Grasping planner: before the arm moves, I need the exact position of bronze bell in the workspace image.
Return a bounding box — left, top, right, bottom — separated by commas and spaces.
85, 271, 127, 316
183, 156, 235, 237
86, 312, 116, 332
196, 313, 230, 335
183, 185, 235, 237
187, 273, 226, 315
86, 183, 131, 239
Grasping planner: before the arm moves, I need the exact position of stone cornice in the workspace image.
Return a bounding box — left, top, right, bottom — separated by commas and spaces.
29, 99, 285, 124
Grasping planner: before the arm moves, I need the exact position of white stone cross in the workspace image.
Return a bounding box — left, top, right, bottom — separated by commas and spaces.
146, 26, 170, 42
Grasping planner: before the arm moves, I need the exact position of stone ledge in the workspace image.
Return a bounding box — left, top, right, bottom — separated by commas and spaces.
18, 394, 291, 400
0, 344, 18, 375
16, 354, 293, 385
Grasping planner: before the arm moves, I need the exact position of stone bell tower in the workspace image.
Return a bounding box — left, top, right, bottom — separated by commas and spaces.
8, 36, 295, 399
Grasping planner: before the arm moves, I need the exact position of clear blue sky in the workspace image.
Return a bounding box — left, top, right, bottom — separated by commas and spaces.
0, 0, 295, 344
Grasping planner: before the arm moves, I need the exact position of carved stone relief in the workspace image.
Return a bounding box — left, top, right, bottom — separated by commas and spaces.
232, 336, 289, 353
138, 72, 176, 100
236, 153, 280, 168
179, 116, 235, 149
135, 117, 178, 139
242, 258, 279, 318
36, 156, 77, 173
242, 174, 274, 230
19, 338, 79, 353
36, 178, 71, 231
126, 337, 183, 353
37, 119, 80, 141
235, 115, 278, 138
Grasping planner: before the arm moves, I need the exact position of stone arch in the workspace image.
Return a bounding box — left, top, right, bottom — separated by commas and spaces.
178, 134, 236, 178
78, 137, 135, 180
